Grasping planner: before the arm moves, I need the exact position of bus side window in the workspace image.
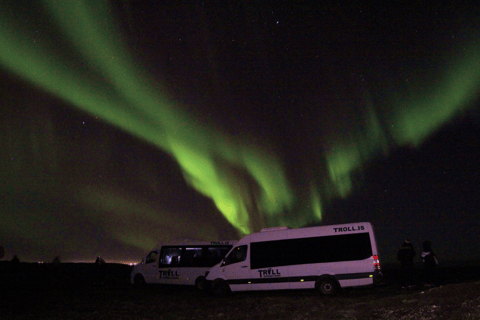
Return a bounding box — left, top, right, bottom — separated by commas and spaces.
182, 248, 202, 267
224, 245, 247, 266
160, 247, 182, 266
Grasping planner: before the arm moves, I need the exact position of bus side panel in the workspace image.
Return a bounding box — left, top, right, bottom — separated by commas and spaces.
335, 258, 375, 288
287, 262, 323, 290
249, 265, 290, 291
287, 259, 375, 290
338, 278, 373, 288
158, 267, 210, 285
178, 267, 209, 285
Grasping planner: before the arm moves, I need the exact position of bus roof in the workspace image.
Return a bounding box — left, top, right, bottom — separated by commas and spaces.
153, 239, 237, 248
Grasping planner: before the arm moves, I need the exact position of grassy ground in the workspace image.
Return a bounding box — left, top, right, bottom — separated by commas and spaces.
1, 262, 479, 319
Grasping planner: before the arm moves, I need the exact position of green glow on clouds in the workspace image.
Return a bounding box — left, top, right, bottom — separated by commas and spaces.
324, 100, 390, 197
78, 184, 219, 251
0, 0, 297, 244
324, 46, 480, 198
390, 46, 480, 147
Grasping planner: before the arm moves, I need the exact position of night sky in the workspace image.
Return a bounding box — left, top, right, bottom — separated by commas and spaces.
1, 1, 479, 264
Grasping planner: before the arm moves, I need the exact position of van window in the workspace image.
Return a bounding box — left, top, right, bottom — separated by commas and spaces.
160, 247, 182, 266
145, 251, 158, 264
157, 245, 234, 268
206, 246, 231, 266
224, 245, 247, 266
251, 233, 372, 269
182, 247, 203, 267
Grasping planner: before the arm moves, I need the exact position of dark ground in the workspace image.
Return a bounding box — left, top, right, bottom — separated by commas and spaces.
1, 261, 480, 319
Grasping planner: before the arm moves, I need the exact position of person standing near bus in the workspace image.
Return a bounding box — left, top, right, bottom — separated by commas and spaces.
397, 239, 416, 288
421, 240, 438, 287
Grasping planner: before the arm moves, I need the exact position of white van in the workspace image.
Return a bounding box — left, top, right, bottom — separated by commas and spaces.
205, 222, 382, 296
131, 239, 236, 290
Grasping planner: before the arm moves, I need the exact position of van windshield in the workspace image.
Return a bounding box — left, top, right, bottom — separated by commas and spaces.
224, 245, 247, 266
145, 251, 158, 264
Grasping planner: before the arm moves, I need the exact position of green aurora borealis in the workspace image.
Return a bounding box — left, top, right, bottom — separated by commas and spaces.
1, 1, 479, 262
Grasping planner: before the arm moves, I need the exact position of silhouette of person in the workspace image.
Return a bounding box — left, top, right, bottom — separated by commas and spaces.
10, 254, 20, 274
10, 254, 20, 264
421, 240, 438, 287
95, 256, 106, 286
397, 239, 416, 288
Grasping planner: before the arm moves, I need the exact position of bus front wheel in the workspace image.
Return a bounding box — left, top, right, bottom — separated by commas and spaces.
133, 274, 146, 286
211, 279, 230, 297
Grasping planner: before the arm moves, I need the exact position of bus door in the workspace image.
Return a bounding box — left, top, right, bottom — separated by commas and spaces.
143, 250, 159, 283
220, 245, 252, 291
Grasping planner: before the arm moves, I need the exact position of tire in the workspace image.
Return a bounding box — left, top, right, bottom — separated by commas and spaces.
133, 274, 146, 286
211, 279, 230, 297
316, 277, 339, 296
195, 276, 209, 291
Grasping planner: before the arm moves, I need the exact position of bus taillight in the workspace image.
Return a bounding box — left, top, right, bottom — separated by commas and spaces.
373, 255, 381, 271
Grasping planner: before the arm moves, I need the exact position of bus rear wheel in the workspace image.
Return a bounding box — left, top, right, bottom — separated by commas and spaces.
316, 277, 338, 296
195, 276, 209, 291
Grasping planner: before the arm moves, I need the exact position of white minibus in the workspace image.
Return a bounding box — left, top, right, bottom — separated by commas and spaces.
131, 239, 236, 290
205, 222, 381, 296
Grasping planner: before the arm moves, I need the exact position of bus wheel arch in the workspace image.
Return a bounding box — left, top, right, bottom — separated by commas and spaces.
133, 273, 146, 286
315, 275, 339, 296
195, 276, 209, 291
211, 278, 231, 297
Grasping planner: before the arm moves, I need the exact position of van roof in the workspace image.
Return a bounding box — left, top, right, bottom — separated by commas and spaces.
248, 222, 373, 238
153, 239, 237, 248
260, 226, 290, 232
